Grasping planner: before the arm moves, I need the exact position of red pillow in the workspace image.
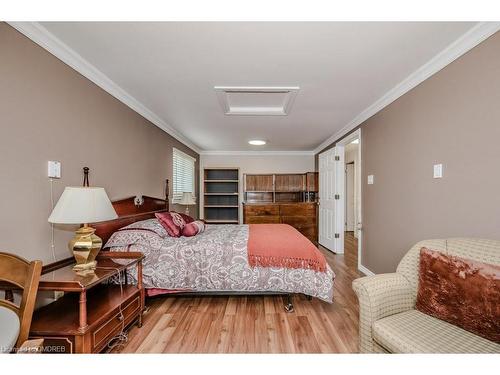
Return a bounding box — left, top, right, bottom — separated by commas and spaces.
176, 212, 195, 224
155, 212, 186, 237
416, 247, 500, 343
182, 220, 206, 237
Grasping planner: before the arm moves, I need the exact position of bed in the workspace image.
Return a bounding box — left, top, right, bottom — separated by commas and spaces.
93, 182, 334, 312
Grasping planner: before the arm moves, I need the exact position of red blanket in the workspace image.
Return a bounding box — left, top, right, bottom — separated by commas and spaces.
247, 224, 326, 272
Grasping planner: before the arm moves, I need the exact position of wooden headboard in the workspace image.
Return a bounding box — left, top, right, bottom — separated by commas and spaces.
92, 180, 170, 245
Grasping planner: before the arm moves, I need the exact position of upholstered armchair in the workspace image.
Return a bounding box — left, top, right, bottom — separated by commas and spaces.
352, 238, 500, 353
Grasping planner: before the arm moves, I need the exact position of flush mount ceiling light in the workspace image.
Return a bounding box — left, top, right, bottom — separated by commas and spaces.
248, 140, 266, 146
350, 139, 360, 144
215, 86, 299, 116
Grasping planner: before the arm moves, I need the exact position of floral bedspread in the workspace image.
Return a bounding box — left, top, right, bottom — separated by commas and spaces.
105, 220, 334, 302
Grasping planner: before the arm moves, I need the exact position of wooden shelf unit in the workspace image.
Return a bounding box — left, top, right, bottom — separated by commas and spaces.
204, 219, 239, 224
243, 172, 318, 203
203, 168, 240, 224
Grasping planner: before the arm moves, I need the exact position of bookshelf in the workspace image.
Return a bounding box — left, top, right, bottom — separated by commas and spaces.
203, 168, 240, 224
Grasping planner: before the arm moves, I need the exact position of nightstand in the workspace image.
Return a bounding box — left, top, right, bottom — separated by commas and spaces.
29, 252, 144, 353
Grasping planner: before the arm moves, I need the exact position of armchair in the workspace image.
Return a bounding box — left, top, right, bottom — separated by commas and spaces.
352, 238, 500, 353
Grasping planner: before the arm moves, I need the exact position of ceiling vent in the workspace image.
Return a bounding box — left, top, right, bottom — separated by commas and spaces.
214, 86, 299, 116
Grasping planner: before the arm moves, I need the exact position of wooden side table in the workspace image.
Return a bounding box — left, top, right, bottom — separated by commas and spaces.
29, 252, 144, 353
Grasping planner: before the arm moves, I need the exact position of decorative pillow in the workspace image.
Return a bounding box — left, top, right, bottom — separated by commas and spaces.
155, 212, 187, 237
182, 220, 206, 237
416, 247, 500, 343
176, 212, 195, 224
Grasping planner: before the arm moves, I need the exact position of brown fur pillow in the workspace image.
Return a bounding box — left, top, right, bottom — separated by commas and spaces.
416, 247, 500, 343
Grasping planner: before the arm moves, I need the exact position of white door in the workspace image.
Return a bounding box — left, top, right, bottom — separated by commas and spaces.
319, 148, 337, 251
335, 145, 345, 253
319, 147, 345, 253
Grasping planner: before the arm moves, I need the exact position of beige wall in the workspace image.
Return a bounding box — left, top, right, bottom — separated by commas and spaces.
200, 153, 315, 221
0, 23, 199, 264
316, 31, 500, 274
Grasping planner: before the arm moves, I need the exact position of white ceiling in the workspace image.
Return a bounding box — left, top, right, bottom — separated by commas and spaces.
37, 22, 478, 152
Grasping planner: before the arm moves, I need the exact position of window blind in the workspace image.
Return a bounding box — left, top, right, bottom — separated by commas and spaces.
172, 148, 196, 204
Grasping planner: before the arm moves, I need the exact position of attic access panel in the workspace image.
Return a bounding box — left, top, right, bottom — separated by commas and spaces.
214, 86, 299, 116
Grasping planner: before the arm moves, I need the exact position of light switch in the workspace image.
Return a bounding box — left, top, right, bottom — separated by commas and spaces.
367, 175, 374, 185
48, 161, 61, 178
433, 164, 443, 179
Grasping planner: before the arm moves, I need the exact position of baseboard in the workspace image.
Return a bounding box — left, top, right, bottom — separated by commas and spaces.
358, 264, 375, 276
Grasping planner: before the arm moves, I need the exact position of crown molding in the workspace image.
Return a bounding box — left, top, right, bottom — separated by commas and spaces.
200, 150, 315, 156
8, 22, 498, 157
313, 22, 500, 154
8, 22, 201, 154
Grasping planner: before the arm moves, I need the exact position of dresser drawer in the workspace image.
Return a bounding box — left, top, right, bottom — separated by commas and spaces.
244, 205, 280, 216
245, 216, 281, 224
281, 216, 316, 228
279, 204, 316, 217
281, 216, 317, 242
92, 296, 140, 352
300, 228, 318, 243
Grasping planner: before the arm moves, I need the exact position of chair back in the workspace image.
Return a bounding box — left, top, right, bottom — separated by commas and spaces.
396, 238, 500, 305
0, 252, 42, 347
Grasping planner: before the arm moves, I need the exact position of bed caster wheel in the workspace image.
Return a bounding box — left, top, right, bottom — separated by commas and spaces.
284, 294, 294, 313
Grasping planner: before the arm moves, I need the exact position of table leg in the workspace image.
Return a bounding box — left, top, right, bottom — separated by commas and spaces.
137, 260, 144, 328
78, 290, 88, 332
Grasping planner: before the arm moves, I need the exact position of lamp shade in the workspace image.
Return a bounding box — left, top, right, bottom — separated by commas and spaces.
179, 191, 196, 206
48, 187, 118, 224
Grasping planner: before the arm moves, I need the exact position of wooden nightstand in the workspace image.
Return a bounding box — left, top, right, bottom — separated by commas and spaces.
29, 252, 144, 353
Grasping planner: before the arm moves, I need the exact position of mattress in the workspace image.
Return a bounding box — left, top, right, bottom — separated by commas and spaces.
104, 220, 334, 302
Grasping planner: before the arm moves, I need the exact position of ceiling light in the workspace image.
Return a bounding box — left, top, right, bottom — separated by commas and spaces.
350, 139, 359, 144
249, 140, 266, 146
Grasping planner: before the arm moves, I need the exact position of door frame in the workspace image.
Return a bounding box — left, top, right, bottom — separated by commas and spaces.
336, 128, 362, 271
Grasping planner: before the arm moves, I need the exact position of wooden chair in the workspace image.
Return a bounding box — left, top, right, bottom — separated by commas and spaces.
0, 252, 42, 351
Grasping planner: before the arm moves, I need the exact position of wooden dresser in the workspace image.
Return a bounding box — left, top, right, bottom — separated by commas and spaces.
243, 202, 318, 243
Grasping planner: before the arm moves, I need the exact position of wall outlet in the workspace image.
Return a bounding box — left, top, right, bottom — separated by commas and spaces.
367, 175, 374, 185
48, 161, 61, 178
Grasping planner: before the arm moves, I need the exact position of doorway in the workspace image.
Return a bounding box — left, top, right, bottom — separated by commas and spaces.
318, 129, 362, 266
336, 129, 362, 269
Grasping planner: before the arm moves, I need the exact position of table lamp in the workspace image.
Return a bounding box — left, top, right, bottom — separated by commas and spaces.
179, 191, 196, 215
48, 187, 117, 272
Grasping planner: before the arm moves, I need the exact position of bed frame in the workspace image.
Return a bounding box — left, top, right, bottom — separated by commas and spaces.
91, 176, 297, 312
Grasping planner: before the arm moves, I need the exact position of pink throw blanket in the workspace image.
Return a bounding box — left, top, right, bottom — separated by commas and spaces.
248, 224, 326, 272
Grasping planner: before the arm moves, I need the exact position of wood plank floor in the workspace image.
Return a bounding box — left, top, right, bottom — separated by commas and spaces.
111, 239, 363, 353
344, 231, 358, 268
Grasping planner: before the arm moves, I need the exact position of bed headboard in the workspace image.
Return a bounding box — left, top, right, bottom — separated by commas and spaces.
92, 180, 170, 245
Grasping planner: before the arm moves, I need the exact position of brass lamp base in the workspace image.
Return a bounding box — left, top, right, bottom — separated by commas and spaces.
69, 225, 102, 273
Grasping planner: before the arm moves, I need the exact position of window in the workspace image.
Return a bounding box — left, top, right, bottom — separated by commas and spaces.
172, 148, 196, 204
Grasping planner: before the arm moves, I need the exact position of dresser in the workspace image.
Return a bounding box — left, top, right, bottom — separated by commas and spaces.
243, 202, 318, 243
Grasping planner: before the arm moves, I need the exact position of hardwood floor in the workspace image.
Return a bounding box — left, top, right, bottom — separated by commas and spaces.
111, 242, 363, 353
344, 231, 358, 268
